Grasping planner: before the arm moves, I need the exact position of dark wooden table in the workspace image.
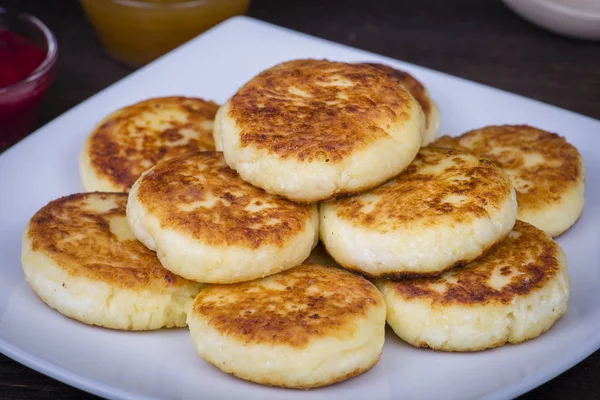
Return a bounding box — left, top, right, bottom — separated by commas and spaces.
1, 0, 599, 398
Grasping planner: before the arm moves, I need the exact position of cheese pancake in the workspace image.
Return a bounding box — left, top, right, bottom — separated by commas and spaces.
80, 96, 218, 192
376, 221, 570, 351
364, 63, 440, 145
320, 148, 517, 278
214, 59, 424, 202
127, 151, 319, 284
187, 263, 386, 388
430, 125, 585, 237
429, 135, 469, 152
21, 192, 203, 330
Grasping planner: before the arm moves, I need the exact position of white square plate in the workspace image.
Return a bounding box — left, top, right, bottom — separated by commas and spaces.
0, 16, 599, 400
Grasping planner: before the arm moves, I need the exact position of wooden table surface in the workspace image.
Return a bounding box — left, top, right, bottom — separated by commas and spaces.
1, 0, 599, 398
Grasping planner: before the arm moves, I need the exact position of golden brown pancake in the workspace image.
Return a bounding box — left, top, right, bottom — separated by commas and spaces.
229, 60, 412, 162
376, 220, 570, 351
214, 59, 424, 202
126, 151, 318, 284
429, 135, 469, 152
430, 125, 585, 237
187, 263, 386, 388
80, 96, 219, 192
364, 63, 440, 144
320, 148, 517, 278
21, 192, 202, 330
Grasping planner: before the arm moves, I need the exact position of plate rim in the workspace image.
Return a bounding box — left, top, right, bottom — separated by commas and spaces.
2, 326, 600, 400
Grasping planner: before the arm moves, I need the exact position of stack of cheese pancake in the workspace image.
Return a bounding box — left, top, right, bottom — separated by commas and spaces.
21, 59, 583, 389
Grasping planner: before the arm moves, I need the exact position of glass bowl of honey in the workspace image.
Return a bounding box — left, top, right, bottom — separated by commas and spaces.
80, 0, 251, 67
0, 8, 58, 152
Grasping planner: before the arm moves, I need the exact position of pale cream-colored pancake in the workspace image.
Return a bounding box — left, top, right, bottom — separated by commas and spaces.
214, 59, 424, 202
187, 263, 386, 389
320, 148, 517, 278
376, 220, 570, 351
430, 125, 585, 237
21, 192, 203, 330
127, 151, 319, 284
80, 96, 218, 193
364, 63, 440, 145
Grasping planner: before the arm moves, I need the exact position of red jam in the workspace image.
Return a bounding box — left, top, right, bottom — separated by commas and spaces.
0, 30, 53, 151
0, 30, 46, 87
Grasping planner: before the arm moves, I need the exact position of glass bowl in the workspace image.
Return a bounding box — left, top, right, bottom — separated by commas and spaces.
80, 0, 250, 66
0, 8, 58, 151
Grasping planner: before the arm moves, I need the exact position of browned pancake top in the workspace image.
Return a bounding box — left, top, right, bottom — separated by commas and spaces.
456, 125, 583, 212
134, 151, 315, 249
430, 126, 583, 212
228, 59, 416, 163
331, 148, 513, 230
382, 221, 563, 305
191, 263, 382, 348
429, 135, 470, 152
364, 63, 432, 129
88, 96, 219, 191
27, 193, 192, 289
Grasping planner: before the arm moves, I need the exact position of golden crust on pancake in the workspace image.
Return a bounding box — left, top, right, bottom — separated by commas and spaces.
22, 192, 202, 330
384, 221, 562, 306
429, 135, 469, 152
191, 263, 382, 348
376, 220, 570, 351
215, 59, 424, 202
228, 59, 415, 162
187, 263, 386, 388
457, 125, 583, 220
127, 151, 318, 284
364, 63, 437, 137
26, 192, 188, 289
430, 125, 585, 236
332, 148, 512, 228
133, 151, 315, 249
320, 147, 517, 278
81, 96, 218, 192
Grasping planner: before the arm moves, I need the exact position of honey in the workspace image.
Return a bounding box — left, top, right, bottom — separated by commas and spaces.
80, 0, 250, 66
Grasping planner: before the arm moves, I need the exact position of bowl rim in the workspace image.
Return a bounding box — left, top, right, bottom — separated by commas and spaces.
536, 0, 600, 19
0, 8, 58, 94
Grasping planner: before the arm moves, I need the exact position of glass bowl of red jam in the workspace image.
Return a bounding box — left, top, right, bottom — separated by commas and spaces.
0, 8, 57, 151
